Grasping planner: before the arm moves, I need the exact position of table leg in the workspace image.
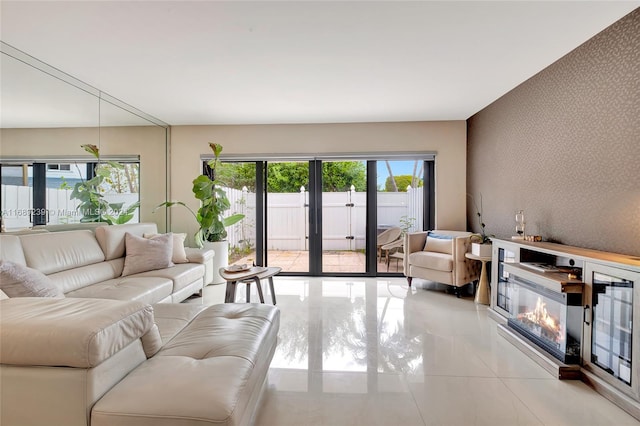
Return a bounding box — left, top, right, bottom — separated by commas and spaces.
474, 260, 490, 305
225, 281, 237, 303
246, 282, 251, 303
253, 277, 265, 303
268, 276, 276, 305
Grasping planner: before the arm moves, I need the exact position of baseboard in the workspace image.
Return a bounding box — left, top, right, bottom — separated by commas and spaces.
581, 369, 640, 421
487, 308, 507, 325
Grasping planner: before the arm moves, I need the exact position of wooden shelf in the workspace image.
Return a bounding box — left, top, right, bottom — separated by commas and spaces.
492, 238, 640, 271
503, 263, 584, 294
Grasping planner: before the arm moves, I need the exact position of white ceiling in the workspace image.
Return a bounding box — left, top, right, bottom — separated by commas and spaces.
1, 1, 638, 126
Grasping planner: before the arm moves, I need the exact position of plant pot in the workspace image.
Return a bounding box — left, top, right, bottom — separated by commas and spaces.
203, 240, 229, 285
472, 242, 492, 258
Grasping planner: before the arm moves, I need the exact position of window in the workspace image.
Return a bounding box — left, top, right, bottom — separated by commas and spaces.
1, 158, 140, 229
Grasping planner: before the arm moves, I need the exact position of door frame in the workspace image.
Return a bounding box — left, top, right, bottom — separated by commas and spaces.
214, 154, 435, 277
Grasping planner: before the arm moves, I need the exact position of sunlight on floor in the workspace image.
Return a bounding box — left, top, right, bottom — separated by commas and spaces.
194, 277, 640, 426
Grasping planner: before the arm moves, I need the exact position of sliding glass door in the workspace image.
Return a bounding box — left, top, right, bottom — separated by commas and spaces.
320, 160, 367, 274
266, 161, 310, 273
216, 157, 434, 276
375, 160, 425, 274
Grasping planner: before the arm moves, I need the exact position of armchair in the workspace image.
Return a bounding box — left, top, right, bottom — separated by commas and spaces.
403, 230, 480, 297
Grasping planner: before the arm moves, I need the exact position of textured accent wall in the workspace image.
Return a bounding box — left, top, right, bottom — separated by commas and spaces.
467, 9, 640, 256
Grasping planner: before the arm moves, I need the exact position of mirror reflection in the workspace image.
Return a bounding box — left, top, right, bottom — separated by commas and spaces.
0, 44, 168, 232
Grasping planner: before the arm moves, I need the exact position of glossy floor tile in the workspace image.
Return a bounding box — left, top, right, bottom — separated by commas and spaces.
197, 277, 640, 426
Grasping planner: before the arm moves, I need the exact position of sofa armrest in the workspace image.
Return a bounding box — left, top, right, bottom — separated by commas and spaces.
403, 231, 428, 275
184, 247, 215, 285
452, 235, 480, 286
452, 235, 473, 261
184, 247, 214, 264
0, 298, 155, 368
405, 231, 428, 254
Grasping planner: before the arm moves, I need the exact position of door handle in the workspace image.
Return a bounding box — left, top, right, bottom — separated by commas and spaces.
583, 305, 591, 326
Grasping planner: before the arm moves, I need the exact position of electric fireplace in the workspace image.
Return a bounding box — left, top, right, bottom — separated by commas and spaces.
507, 275, 583, 364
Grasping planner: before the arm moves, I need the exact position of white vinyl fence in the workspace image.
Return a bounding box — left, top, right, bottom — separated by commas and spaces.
225, 186, 423, 252
1, 184, 139, 229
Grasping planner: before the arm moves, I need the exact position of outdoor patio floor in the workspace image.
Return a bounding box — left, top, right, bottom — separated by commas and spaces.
235, 250, 404, 274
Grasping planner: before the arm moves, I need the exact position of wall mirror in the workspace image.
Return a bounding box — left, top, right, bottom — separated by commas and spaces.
0, 42, 169, 232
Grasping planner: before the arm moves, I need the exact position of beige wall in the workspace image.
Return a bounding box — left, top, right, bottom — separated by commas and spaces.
170, 121, 467, 245
0, 126, 168, 232
467, 9, 640, 256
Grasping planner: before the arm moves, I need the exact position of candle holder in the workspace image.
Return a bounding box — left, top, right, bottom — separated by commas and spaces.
513, 210, 526, 240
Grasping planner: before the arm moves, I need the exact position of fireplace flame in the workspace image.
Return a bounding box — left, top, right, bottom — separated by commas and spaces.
517, 297, 564, 343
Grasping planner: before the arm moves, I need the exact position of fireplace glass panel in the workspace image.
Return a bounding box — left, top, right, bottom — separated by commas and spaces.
592, 272, 633, 386
508, 276, 581, 363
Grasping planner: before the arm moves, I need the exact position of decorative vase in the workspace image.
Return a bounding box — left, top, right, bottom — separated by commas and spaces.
472, 242, 492, 258
203, 240, 229, 285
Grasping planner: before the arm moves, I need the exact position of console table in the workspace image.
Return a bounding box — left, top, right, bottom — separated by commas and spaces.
489, 238, 640, 420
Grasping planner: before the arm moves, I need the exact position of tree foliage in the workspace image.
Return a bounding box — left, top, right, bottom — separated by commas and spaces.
321, 162, 366, 192
215, 161, 367, 193
385, 175, 423, 192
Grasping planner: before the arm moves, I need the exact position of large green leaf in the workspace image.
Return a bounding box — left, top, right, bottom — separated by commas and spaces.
222, 213, 244, 227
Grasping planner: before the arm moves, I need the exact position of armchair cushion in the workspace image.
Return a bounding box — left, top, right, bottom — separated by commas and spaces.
408, 252, 453, 272
423, 236, 453, 254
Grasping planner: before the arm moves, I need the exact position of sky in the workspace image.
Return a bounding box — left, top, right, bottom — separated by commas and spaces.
376, 160, 422, 188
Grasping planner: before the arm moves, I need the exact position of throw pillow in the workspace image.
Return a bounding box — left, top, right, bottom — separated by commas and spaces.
122, 232, 174, 277
0, 260, 64, 298
423, 236, 453, 255
144, 232, 189, 264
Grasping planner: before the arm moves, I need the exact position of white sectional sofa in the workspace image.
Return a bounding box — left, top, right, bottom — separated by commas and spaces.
1, 297, 279, 426
0, 222, 281, 426
0, 222, 213, 303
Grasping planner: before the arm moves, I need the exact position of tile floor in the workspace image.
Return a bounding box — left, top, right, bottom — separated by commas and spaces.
196, 277, 640, 426
235, 250, 403, 274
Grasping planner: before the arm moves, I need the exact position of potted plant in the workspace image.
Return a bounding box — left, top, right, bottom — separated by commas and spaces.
156, 143, 244, 283
468, 193, 493, 257
71, 144, 140, 224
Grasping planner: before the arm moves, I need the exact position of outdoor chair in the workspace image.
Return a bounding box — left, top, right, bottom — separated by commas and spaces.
377, 227, 402, 262
381, 238, 404, 271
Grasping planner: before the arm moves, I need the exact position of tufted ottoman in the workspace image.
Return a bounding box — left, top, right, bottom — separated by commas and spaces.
91, 303, 279, 426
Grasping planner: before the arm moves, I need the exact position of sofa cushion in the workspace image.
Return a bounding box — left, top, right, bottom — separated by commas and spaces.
122, 233, 174, 277
19, 230, 105, 274
158, 304, 280, 360
152, 303, 209, 344
408, 251, 453, 272
96, 223, 158, 261
0, 260, 64, 298
0, 235, 26, 265
424, 235, 453, 255
65, 276, 173, 305
135, 263, 205, 294
91, 304, 280, 426
48, 259, 124, 294
0, 297, 154, 368
145, 232, 189, 264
